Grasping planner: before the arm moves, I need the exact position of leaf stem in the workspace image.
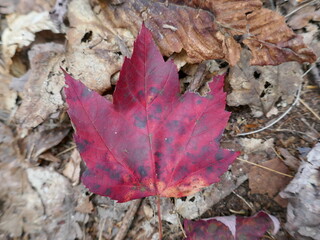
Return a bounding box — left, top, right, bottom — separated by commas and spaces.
157, 195, 163, 239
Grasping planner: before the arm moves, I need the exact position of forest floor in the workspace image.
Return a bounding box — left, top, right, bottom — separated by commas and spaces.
0, 0, 319, 239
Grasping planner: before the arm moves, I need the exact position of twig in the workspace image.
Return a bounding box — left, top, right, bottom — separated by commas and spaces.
236, 60, 318, 137
299, 98, 320, 121
237, 158, 293, 178
114, 199, 142, 240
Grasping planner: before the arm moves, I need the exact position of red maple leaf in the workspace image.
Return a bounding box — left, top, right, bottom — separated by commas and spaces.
64, 25, 238, 203
184, 211, 280, 240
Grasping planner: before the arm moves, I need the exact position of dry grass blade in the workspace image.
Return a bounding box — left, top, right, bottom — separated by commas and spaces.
237, 158, 293, 178
299, 98, 320, 121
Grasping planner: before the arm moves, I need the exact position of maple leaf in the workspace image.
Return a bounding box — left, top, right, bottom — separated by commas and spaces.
184, 211, 280, 240
64, 25, 238, 202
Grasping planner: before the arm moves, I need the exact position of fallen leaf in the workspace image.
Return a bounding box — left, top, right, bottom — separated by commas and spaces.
14, 42, 65, 129
63, 149, 82, 184
65, 0, 125, 94
278, 148, 300, 170
64, 25, 238, 202
1, 11, 59, 69
227, 49, 304, 117
184, 211, 280, 240
94, 0, 316, 65
26, 167, 84, 240
248, 158, 291, 207
0, 122, 44, 237
287, 4, 320, 29
75, 194, 94, 213
20, 126, 69, 163
280, 143, 320, 239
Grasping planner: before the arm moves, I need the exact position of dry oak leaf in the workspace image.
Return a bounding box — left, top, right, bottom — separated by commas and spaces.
64, 25, 238, 202
94, 0, 316, 66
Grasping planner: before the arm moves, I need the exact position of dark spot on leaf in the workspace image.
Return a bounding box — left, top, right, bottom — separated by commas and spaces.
206, 166, 213, 172
215, 134, 222, 143
154, 104, 162, 113
215, 150, 224, 161
181, 196, 187, 201
77, 139, 89, 153
92, 184, 101, 190
167, 120, 179, 128
138, 166, 148, 178
149, 87, 159, 94
201, 146, 210, 153
189, 196, 196, 202
96, 164, 120, 180
105, 188, 111, 195
155, 151, 163, 158
137, 90, 144, 98
155, 162, 161, 174
134, 115, 147, 128
174, 165, 189, 181
82, 169, 94, 177
165, 137, 173, 143
81, 88, 91, 97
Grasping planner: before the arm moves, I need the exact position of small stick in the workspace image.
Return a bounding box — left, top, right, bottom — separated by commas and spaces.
237, 158, 293, 178
114, 199, 142, 240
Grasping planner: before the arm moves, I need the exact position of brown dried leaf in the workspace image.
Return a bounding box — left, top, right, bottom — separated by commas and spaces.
14, 42, 65, 129
1, 11, 59, 68
94, 0, 316, 66
0, 123, 44, 237
63, 149, 82, 184
20, 126, 69, 163
65, 0, 125, 93
249, 158, 291, 207
243, 8, 316, 65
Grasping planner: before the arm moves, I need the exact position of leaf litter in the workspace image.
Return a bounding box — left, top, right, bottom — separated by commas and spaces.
0, 0, 320, 239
